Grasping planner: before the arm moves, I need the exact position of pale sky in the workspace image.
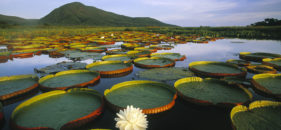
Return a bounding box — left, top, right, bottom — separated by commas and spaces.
0, 0, 281, 26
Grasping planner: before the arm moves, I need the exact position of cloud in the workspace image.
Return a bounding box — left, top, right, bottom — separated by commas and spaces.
0, 0, 280, 26
141, 0, 237, 13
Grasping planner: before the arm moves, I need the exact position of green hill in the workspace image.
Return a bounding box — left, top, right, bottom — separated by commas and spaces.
0, 14, 38, 27
39, 2, 175, 27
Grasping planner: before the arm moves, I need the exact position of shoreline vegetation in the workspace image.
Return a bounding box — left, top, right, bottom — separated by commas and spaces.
1, 26, 281, 40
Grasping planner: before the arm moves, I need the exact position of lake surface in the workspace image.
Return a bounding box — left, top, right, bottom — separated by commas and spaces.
1, 38, 281, 130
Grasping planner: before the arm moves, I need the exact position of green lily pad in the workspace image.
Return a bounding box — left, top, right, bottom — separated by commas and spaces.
223, 77, 251, 87
251, 73, 281, 99
226, 59, 250, 66
246, 65, 277, 74
102, 54, 132, 62
0, 51, 11, 57
34, 61, 87, 77
105, 49, 127, 55
126, 50, 151, 58
134, 47, 157, 52
104, 80, 176, 114
86, 61, 133, 77
63, 51, 104, 61
151, 53, 186, 61
189, 61, 246, 78
0, 75, 38, 101
231, 100, 281, 130
263, 58, 281, 71
39, 70, 100, 90
11, 88, 103, 130
174, 77, 252, 106
80, 47, 107, 53
136, 67, 194, 81
134, 57, 175, 68
239, 52, 281, 62
121, 43, 142, 50
87, 61, 132, 72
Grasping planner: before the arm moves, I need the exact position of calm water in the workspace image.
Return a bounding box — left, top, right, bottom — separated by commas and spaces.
1, 39, 281, 130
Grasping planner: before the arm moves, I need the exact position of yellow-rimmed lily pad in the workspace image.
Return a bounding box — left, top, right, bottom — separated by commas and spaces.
0, 74, 38, 101
102, 54, 132, 62
39, 70, 100, 91
34, 61, 87, 77
151, 53, 186, 61
86, 61, 133, 77
174, 77, 252, 106
134, 57, 175, 68
105, 49, 127, 55
126, 50, 151, 58
263, 58, 281, 71
231, 100, 281, 130
226, 59, 250, 66
189, 61, 246, 78
63, 51, 104, 61
246, 65, 277, 74
80, 47, 107, 53
121, 43, 142, 50
239, 52, 281, 62
11, 88, 104, 130
136, 67, 194, 81
251, 73, 281, 99
104, 80, 177, 114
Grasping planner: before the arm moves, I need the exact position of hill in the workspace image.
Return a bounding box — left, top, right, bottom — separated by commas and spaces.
39, 2, 175, 27
0, 14, 38, 27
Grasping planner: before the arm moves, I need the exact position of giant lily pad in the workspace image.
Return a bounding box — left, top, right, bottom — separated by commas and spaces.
86, 61, 133, 77
223, 77, 252, 88
121, 43, 142, 50
0, 50, 11, 58
151, 53, 186, 61
134, 47, 157, 53
263, 58, 281, 71
0, 75, 38, 101
126, 50, 151, 58
246, 65, 277, 74
105, 49, 127, 55
102, 54, 132, 62
80, 47, 107, 53
136, 67, 194, 81
189, 61, 246, 78
174, 77, 252, 106
11, 88, 104, 130
149, 45, 174, 50
251, 73, 281, 99
104, 80, 177, 114
34, 61, 87, 77
134, 57, 175, 68
63, 51, 104, 61
226, 59, 250, 66
39, 70, 100, 91
239, 52, 281, 62
231, 100, 281, 130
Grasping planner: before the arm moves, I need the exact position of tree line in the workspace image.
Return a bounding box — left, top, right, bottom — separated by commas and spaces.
251, 18, 281, 26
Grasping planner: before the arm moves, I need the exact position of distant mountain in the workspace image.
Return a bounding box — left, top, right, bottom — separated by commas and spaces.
39, 2, 175, 27
0, 14, 38, 27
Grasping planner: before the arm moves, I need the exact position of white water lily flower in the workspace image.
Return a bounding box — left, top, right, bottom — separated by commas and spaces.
115, 105, 148, 130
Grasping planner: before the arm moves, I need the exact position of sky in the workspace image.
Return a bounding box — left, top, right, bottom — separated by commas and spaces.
0, 0, 281, 26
